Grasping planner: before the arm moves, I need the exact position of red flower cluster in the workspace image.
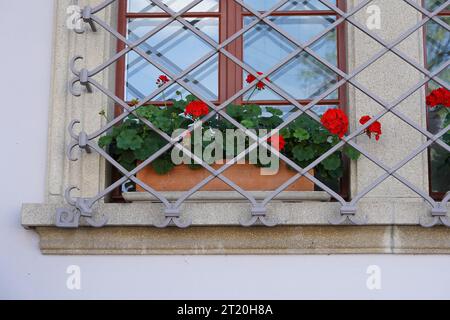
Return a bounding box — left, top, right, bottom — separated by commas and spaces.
321, 109, 349, 139
185, 100, 209, 119
246, 72, 270, 90
359, 115, 382, 141
267, 134, 286, 151
156, 75, 170, 87
426, 88, 450, 108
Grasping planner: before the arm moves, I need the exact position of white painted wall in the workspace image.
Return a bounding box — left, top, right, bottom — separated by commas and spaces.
1, 0, 449, 300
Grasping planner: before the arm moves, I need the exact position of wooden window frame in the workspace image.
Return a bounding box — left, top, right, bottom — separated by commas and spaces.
422, 0, 450, 200
113, 0, 350, 200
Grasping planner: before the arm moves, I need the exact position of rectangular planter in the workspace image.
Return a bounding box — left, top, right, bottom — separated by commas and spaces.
136, 162, 314, 192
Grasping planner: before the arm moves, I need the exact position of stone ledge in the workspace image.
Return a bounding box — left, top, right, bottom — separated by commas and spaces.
23, 198, 450, 254
21, 198, 449, 227
33, 226, 450, 255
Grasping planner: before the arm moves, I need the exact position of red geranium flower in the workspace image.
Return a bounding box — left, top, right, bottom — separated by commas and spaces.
156, 75, 170, 86
360, 115, 382, 141
321, 109, 349, 139
185, 100, 209, 119
426, 87, 450, 108
267, 134, 286, 151
246, 72, 270, 90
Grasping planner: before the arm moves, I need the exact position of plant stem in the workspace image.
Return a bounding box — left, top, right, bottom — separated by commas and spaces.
247, 87, 257, 103
162, 90, 167, 108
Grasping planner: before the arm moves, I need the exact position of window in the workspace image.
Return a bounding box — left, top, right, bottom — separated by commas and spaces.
21, 0, 450, 253
121, 0, 220, 103
424, 0, 450, 198
115, 0, 349, 198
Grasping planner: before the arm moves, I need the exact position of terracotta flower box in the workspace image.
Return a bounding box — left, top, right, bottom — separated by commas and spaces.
136, 162, 314, 192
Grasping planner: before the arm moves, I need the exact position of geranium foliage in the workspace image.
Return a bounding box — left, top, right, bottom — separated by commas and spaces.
99, 94, 362, 185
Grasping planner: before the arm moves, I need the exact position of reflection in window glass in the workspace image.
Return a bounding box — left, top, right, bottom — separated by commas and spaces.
243, 16, 338, 101
243, 0, 336, 11
128, 0, 219, 13
426, 17, 450, 193
424, 0, 450, 11
126, 18, 219, 101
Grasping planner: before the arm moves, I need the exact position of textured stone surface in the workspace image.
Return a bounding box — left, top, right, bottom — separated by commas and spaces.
46, 0, 116, 203
21, 199, 449, 227
348, 0, 428, 198
393, 226, 450, 254
35, 226, 391, 255
34, 225, 450, 255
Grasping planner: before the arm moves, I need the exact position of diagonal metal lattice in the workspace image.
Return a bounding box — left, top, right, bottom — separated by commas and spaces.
57, 0, 450, 228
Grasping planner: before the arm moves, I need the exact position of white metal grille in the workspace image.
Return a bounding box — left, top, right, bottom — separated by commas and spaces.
56, 0, 450, 228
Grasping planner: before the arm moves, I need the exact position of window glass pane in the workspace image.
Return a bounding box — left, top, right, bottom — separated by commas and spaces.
243, 15, 338, 101
426, 17, 450, 193
243, 0, 336, 11
424, 0, 450, 11
426, 18, 450, 72
126, 18, 219, 101
426, 16, 450, 192
128, 0, 219, 13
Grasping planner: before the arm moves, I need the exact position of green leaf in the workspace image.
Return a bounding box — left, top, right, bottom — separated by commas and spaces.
152, 158, 175, 175
118, 150, 136, 164
185, 94, 197, 103
244, 104, 262, 118
437, 106, 449, 119
116, 129, 143, 151
172, 99, 187, 112
226, 104, 243, 119
312, 130, 328, 144
134, 135, 163, 161
121, 160, 136, 172
292, 145, 315, 162
98, 135, 113, 148
293, 128, 310, 141
328, 135, 340, 146
265, 107, 283, 116
291, 114, 318, 131
327, 165, 344, 179
444, 111, 450, 127
154, 116, 172, 132
111, 126, 123, 138
135, 105, 155, 120
259, 116, 281, 129
343, 145, 361, 160
116, 150, 137, 171
241, 119, 256, 128
322, 154, 341, 171
280, 128, 291, 139
443, 131, 450, 145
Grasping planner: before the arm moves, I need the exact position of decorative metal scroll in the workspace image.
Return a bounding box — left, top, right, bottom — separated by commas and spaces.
56, 0, 449, 228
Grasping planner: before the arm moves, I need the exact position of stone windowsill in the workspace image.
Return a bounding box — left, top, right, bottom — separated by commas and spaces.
21, 197, 450, 254
29, 226, 450, 255
22, 197, 449, 228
